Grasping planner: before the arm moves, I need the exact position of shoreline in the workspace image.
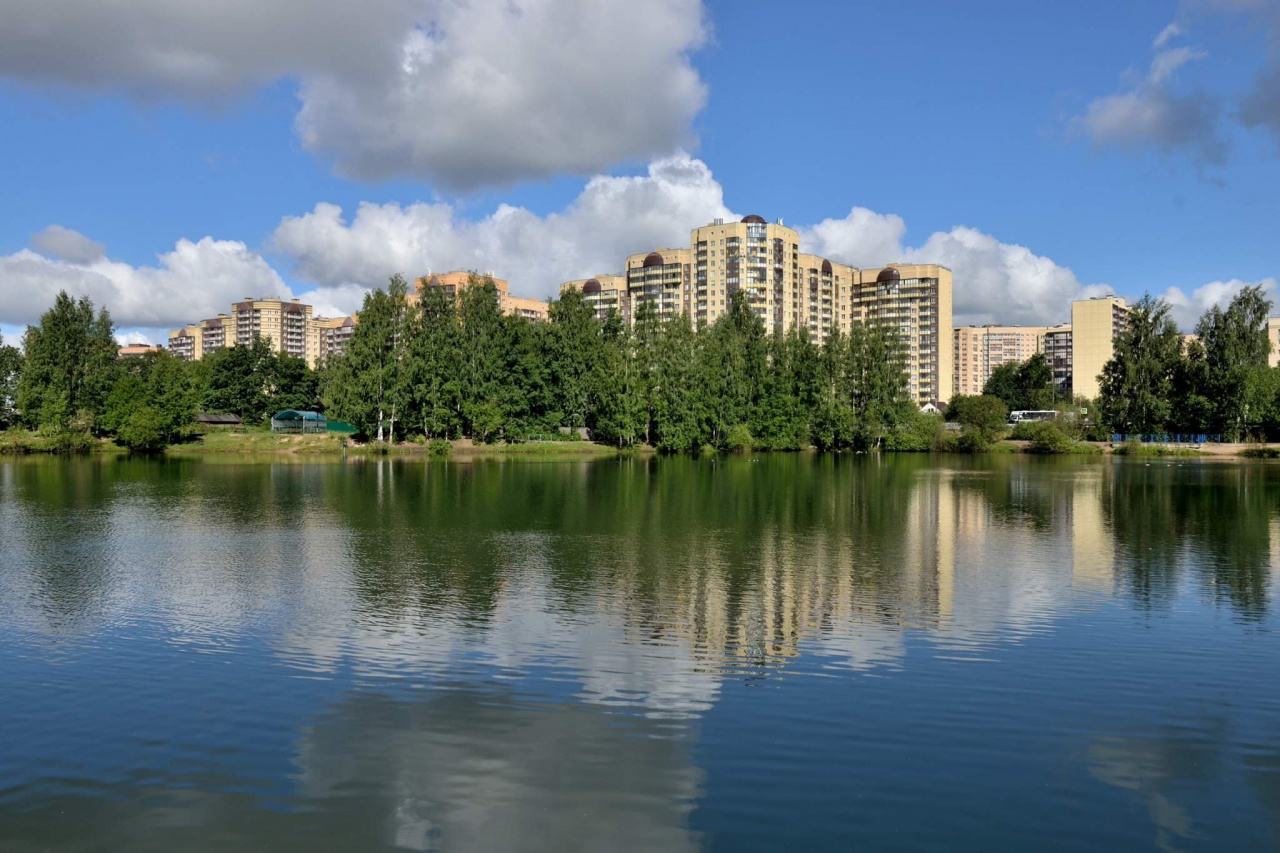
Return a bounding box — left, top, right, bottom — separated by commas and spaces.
4, 430, 1280, 460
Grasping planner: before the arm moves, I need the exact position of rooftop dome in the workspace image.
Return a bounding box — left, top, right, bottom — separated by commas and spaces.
582, 278, 602, 294
427, 275, 441, 287
876, 267, 900, 283
643, 252, 665, 268
741, 214, 766, 224
821, 259, 833, 274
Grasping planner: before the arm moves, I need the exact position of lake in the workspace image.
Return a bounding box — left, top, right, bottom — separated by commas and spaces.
1, 454, 1277, 852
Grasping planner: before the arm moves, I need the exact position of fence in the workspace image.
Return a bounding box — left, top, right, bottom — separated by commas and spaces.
1111, 434, 1222, 444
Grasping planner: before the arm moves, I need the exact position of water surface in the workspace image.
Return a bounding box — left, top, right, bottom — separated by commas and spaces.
1, 454, 1278, 852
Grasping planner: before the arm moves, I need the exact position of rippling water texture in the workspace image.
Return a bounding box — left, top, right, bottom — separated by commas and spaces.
1, 454, 1278, 852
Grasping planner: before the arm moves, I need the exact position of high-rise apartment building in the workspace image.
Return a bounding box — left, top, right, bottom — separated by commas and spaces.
690, 215, 800, 333
853, 265, 954, 406
1043, 324, 1073, 395
1070, 296, 1128, 400
561, 276, 629, 322
169, 299, 331, 367
952, 325, 1048, 397
1268, 318, 1280, 368
415, 271, 549, 321
795, 254, 855, 344
314, 315, 357, 365
625, 248, 693, 324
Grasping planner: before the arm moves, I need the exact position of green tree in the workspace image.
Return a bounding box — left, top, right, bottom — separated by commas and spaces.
456, 276, 508, 441
982, 362, 1020, 410
652, 313, 703, 453
404, 283, 463, 438
324, 275, 412, 440
1098, 294, 1184, 434
202, 337, 278, 425
1195, 284, 1274, 439
982, 352, 1055, 411
847, 321, 912, 449
0, 332, 22, 429
948, 394, 1009, 440
17, 291, 119, 432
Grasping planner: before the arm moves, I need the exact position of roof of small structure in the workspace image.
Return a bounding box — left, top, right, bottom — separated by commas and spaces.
741, 214, 766, 224
195, 413, 243, 425
271, 410, 326, 422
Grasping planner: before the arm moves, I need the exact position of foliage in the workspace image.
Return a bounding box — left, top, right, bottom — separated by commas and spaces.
725, 423, 753, 453
1017, 421, 1100, 454
17, 291, 119, 432
947, 395, 1008, 436
1098, 294, 1184, 434
0, 332, 21, 430
1192, 284, 1274, 440
883, 411, 948, 452
983, 352, 1057, 412
427, 437, 453, 456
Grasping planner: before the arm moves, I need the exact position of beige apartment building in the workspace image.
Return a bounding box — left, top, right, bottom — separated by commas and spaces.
1268, 318, 1280, 368
852, 265, 954, 406
314, 315, 357, 365
1070, 296, 1128, 400
796, 254, 855, 344
168, 298, 346, 368
561, 275, 629, 322
952, 325, 1049, 397
625, 248, 693, 324
689, 215, 801, 333
415, 271, 549, 321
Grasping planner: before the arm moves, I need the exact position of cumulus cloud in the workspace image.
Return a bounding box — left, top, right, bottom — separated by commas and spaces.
1159, 276, 1280, 331
803, 209, 1110, 327
28, 225, 106, 264
270, 152, 733, 296
0, 0, 708, 189
1072, 36, 1226, 164
0, 236, 289, 329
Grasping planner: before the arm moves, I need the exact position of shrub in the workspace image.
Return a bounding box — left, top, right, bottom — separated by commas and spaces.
725, 424, 753, 453
427, 437, 453, 457
115, 407, 169, 454
884, 412, 946, 452
1017, 421, 1101, 454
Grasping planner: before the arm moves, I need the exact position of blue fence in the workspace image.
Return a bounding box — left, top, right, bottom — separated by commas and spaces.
1111, 434, 1222, 444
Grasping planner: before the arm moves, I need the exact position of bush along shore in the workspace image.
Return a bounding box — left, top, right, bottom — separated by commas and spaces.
5, 278, 1280, 457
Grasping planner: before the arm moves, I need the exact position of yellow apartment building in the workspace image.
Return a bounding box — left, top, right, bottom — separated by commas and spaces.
169, 299, 325, 367
795, 254, 855, 344
1268, 317, 1280, 367
690, 215, 801, 333
625, 248, 693, 324
1070, 296, 1128, 400
852, 265, 954, 406
313, 315, 357, 365
952, 325, 1048, 397
415, 271, 549, 321
561, 275, 629, 322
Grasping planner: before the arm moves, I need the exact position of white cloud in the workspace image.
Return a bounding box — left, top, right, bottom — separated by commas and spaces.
803, 210, 1110, 327
1159, 276, 1280, 331
0, 0, 708, 190
270, 152, 733, 299
1073, 41, 1225, 164
1154, 22, 1182, 48
29, 225, 106, 264
0, 236, 289, 330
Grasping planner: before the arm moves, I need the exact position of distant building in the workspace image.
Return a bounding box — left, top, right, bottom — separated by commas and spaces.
415, 271, 549, 321
314, 315, 357, 365
690, 215, 800, 333
625, 248, 693, 325
1268, 318, 1280, 368
1070, 296, 1128, 400
561, 275, 629, 322
952, 325, 1049, 397
117, 344, 162, 359
853, 265, 954, 407
1043, 324, 1073, 395
795, 254, 855, 344
169, 298, 334, 368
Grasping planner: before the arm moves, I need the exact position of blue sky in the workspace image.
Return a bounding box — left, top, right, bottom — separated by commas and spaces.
1, 0, 1277, 342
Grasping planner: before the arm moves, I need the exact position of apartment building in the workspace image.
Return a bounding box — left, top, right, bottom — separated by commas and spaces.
690, 215, 801, 333
625, 249, 693, 324
561, 275, 629, 322
852, 265, 954, 406
1070, 296, 1128, 400
1268, 318, 1280, 368
314, 315, 357, 365
117, 344, 163, 359
1043, 324, 1073, 395
169, 299, 332, 367
415, 271, 549, 321
795, 254, 855, 344
952, 325, 1048, 397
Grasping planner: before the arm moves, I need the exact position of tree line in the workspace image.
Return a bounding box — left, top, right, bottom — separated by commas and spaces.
4, 279, 1278, 454
323, 274, 921, 452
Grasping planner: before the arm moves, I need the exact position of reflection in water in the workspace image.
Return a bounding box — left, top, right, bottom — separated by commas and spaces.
0, 455, 1278, 851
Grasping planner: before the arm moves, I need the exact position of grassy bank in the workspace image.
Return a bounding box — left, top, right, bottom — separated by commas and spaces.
1112, 442, 1204, 458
